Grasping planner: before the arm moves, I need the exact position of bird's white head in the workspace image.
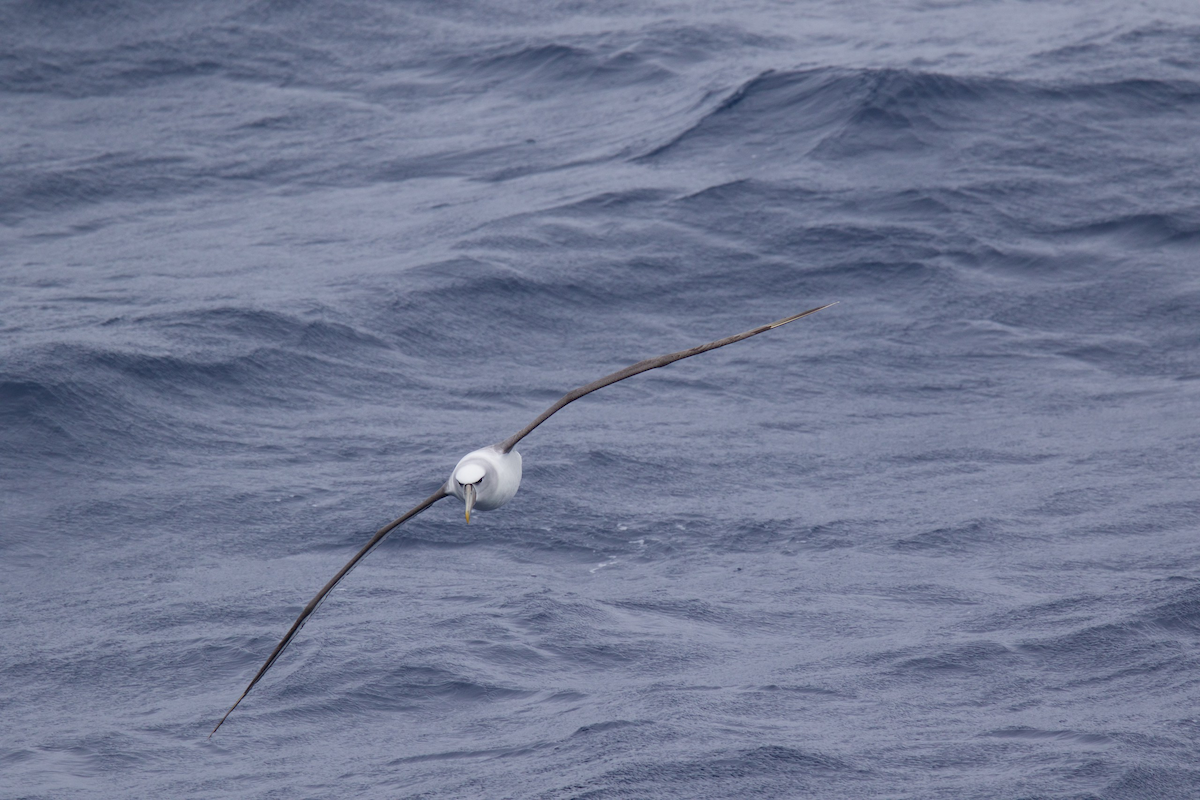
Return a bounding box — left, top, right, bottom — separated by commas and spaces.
446, 445, 522, 522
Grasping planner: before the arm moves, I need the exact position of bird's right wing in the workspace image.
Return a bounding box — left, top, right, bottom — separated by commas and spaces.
210, 485, 450, 737
496, 303, 835, 454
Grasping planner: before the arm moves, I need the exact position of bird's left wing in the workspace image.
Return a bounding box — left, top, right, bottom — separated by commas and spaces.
495, 303, 836, 454
210, 486, 450, 737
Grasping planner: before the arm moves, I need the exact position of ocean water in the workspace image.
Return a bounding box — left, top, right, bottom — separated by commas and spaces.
3, 1, 1200, 797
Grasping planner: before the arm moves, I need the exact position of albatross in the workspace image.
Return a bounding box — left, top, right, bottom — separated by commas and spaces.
210, 303, 835, 736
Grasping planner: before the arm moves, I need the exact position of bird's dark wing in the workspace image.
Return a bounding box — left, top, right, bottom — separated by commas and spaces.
210, 486, 450, 737
496, 303, 835, 454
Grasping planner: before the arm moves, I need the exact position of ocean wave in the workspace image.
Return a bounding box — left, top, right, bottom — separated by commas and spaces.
637, 67, 997, 162
571, 743, 860, 798
433, 42, 674, 92
0, 305, 413, 465
639, 65, 1200, 170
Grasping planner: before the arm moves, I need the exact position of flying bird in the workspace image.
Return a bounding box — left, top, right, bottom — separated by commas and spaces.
210, 303, 835, 736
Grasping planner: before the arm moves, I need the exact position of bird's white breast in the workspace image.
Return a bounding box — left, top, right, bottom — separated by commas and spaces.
447, 445, 522, 511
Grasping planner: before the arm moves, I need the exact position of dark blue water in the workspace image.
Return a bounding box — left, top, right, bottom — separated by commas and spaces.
4, 2, 1199, 798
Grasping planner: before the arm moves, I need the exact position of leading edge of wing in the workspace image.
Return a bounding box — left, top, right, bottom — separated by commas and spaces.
496, 303, 836, 454
209, 486, 450, 738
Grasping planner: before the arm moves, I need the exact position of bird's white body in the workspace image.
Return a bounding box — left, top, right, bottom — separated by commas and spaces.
447, 445, 522, 512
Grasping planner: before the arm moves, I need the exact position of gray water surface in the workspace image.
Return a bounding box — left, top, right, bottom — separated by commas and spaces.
3, 2, 1199, 798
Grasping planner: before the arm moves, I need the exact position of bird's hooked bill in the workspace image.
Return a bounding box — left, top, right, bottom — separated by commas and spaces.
464, 483, 476, 523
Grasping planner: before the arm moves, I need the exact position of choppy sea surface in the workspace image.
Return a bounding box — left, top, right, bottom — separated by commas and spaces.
3, 2, 1200, 798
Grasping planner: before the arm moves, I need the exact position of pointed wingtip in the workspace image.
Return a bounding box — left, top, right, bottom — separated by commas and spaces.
209, 712, 230, 739
768, 302, 838, 330
209, 691, 247, 739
